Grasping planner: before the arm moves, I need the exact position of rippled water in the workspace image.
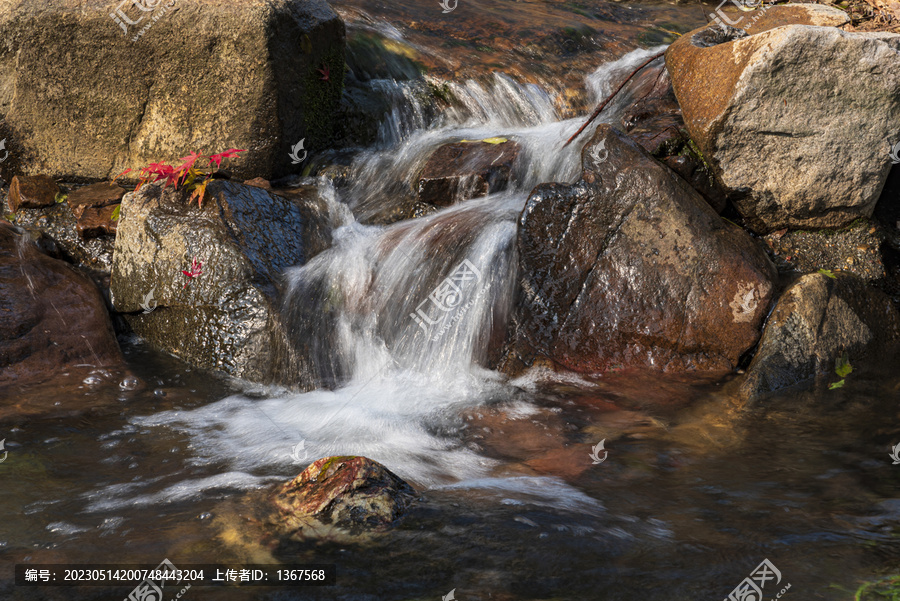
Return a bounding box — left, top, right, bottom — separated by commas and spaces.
2, 8, 900, 601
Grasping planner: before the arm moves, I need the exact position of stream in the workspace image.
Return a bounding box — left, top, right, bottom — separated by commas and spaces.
2, 3, 900, 600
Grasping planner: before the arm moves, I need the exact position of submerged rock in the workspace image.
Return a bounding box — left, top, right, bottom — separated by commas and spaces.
417, 140, 521, 206
665, 5, 900, 232
0, 222, 123, 389
272, 456, 416, 534
109, 180, 334, 387
736, 271, 900, 400
0, 0, 345, 182
504, 125, 777, 376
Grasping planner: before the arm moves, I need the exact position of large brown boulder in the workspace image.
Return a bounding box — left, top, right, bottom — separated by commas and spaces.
503, 125, 777, 376
0, 222, 122, 389
0, 0, 345, 182
665, 5, 900, 232
736, 272, 900, 399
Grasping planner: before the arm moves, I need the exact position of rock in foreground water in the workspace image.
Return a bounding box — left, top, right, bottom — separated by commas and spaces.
505, 125, 777, 375
736, 271, 900, 400
109, 180, 333, 387
272, 456, 416, 534
0, 222, 122, 389
666, 5, 899, 232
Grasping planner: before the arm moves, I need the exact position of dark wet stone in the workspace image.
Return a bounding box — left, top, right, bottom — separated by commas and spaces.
735, 271, 900, 400
8, 175, 59, 212
109, 180, 335, 387
67, 182, 126, 212
75, 203, 119, 239
417, 140, 520, 207
0, 222, 123, 390
503, 125, 776, 376
272, 456, 416, 532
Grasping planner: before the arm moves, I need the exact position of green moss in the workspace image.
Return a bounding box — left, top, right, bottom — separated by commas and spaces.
853, 574, 900, 601
303, 46, 347, 149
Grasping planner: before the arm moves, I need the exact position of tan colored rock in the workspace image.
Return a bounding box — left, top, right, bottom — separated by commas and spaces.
666, 5, 900, 232
0, 0, 345, 182
9, 175, 60, 212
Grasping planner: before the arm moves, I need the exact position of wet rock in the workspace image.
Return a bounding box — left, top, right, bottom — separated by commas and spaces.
763, 219, 886, 282
619, 66, 726, 213
504, 125, 777, 376
243, 178, 272, 190
8, 175, 59, 212
736, 272, 900, 399
0, 0, 345, 182
109, 180, 335, 387
417, 140, 520, 207
665, 5, 899, 232
75, 204, 119, 240
2, 189, 115, 274
0, 222, 123, 389
272, 456, 416, 533
67, 182, 126, 214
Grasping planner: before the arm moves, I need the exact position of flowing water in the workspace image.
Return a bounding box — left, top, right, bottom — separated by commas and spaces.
3, 12, 900, 601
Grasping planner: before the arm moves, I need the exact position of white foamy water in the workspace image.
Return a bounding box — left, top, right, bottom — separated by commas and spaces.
97, 47, 668, 510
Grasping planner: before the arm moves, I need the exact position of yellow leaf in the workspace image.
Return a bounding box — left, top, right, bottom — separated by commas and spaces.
189, 180, 209, 207
481, 137, 508, 144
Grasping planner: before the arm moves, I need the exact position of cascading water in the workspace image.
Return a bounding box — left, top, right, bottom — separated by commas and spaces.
117, 46, 667, 496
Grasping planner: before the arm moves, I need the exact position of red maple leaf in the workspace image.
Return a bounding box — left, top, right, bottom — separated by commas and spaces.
318, 63, 330, 82
174, 151, 204, 187
207, 148, 246, 170
181, 257, 204, 288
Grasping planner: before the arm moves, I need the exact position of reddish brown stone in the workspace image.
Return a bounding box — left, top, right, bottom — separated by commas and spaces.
8, 175, 60, 212
417, 140, 520, 206
0, 222, 123, 389
75, 203, 119, 239
243, 177, 272, 190
67, 182, 126, 216
272, 456, 416, 530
